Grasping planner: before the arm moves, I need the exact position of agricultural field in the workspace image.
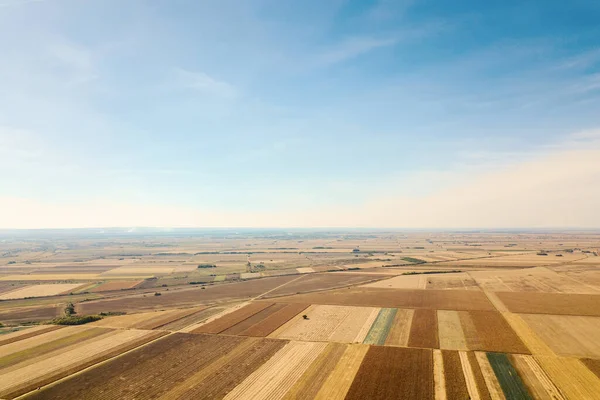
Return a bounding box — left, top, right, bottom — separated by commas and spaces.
1, 230, 600, 399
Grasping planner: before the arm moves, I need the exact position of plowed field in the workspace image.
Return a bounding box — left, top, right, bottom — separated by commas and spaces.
408, 309, 439, 349
260, 273, 383, 298
461, 311, 529, 354
345, 346, 433, 400
191, 302, 273, 334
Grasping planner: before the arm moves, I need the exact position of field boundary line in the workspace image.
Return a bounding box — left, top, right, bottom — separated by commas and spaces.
255, 274, 307, 299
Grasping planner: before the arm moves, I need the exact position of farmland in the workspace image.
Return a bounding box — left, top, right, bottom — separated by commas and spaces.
1, 230, 600, 399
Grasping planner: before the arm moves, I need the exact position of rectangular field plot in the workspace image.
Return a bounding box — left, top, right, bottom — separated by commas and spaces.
495, 292, 600, 316
26, 333, 288, 400
460, 311, 529, 354
384, 308, 414, 347
88, 280, 143, 292
0, 283, 84, 300
345, 346, 434, 400
273, 287, 496, 311
362, 274, 427, 289
408, 309, 439, 349
520, 314, 600, 358
271, 305, 380, 343
363, 308, 397, 345
0, 328, 165, 399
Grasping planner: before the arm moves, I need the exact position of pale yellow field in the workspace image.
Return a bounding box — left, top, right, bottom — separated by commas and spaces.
223, 341, 327, 400
0, 274, 101, 281
362, 274, 427, 289
433, 350, 446, 400
272, 305, 378, 343
0, 283, 83, 300
296, 267, 315, 274
469, 267, 599, 293
437, 310, 467, 350
521, 314, 600, 358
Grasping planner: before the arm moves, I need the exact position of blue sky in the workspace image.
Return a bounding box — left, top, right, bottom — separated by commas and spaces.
1, 0, 600, 228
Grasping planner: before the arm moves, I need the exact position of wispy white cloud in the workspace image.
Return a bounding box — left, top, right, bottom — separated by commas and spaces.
315, 36, 398, 67
173, 67, 238, 98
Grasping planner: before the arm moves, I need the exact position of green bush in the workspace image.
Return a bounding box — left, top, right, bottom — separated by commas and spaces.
51, 315, 103, 325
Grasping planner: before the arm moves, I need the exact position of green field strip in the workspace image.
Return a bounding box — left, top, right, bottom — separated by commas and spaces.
0, 327, 112, 369
486, 352, 533, 400
213, 275, 226, 282
363, 308, 397, 345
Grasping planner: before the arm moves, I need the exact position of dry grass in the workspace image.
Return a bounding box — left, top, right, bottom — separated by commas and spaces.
362, 274, 427, 289
510, 354, 565, 400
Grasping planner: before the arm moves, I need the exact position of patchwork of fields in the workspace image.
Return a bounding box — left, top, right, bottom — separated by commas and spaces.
1, 232, 600, 399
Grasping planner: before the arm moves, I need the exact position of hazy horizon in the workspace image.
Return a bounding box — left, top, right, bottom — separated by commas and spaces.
1, 0, 599, 229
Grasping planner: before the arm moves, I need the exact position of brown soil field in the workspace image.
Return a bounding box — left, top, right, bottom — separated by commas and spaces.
88, 280, 143, 292
0, 329, 165, 399
510, 354, 565, 400
460, 311, 529, 354
495, 292, 600, 316
384, 308, 414, 347
222, 303, 288, 335
314, 344, 369, 400
437, 310, 468, 350
0, 305, 62, 324
520, 314, 600, 358
273, 287, 495, 311
76, 275, 299, 314
466, 351, 492, 400
345, 346, 433, 400
0, 325, 62, 346
260, 273, 384, 298
191, 302, 273, 334
223, 341, 327, 400
239, 303, 309, 337
408, 309, 439, 349
282, 342, 347, 400
26, 333, 246, 400
441, 350, 469, 399
581, 358, 600, 379
161, 337, 287, 399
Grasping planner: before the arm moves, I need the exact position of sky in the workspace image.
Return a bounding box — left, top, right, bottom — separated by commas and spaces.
1, 0, 600, 229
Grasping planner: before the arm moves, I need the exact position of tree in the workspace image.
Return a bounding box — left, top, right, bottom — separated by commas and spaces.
64, 302, 76, 316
